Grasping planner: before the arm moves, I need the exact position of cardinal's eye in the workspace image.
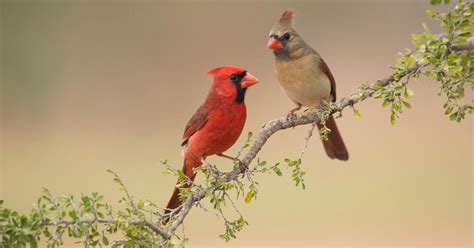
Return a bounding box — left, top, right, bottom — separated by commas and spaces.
283, 32, 291, 40
229, 74, 238, 81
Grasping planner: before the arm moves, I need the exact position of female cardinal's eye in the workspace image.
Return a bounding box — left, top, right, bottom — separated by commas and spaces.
283, 33, 291, 40
229, 74, 238, 81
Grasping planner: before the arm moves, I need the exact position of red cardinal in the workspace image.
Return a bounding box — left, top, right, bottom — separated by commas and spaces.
165, 66, 258, 215
268, 9, 348, 161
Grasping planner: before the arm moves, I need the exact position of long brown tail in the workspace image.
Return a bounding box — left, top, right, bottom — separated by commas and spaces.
163, 159, 198, 220
317, 115, 349, 161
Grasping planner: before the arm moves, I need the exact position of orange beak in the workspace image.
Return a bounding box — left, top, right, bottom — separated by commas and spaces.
241, 72, 258, 88
267, 37, 283, 50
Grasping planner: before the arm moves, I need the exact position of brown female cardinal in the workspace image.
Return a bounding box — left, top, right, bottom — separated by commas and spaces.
164, 66, 258, 217
267, 9, 348, 161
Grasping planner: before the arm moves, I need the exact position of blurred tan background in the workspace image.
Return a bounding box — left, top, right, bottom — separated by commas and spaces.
1, 0, 472, 247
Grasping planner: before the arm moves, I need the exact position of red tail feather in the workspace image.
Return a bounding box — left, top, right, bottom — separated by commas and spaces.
163, 159, 198, 222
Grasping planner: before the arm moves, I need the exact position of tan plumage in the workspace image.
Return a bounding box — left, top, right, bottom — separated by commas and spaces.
268, 9, 349, 161
275, 53, 332, 107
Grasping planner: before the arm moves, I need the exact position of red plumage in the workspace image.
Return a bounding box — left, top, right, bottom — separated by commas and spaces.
164, 66, 258, 217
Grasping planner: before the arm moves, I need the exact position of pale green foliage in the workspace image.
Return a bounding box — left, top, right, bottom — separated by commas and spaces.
352, 0, 472, 124
0, 172, 178, 248
372, 82, 415, 125
0, 199, 41, 247
390, 0, 472, 123
219, 217, 247, 242
422, 1, 473, 121
242, 131, 253, 150
352, 107, 362, 119
284, 158, 306, 189
0, 187, 164, 247
318, 125, 331, 141
314, 101, 333, 141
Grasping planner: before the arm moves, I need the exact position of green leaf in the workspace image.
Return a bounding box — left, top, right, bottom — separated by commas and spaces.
449, 112, 458, 121
404, 88, 415, 98
169, 235, 180, 245
393, 101, 402, 112
426, 9, 434, 17
137, 200, 144, 209
390, 113, 397, 125
177, 169, 185, 179
352, 108, 361, 119
272, 166, 282, 176
102, 235, 109, 245
406, 55, 416, 67
445, 105, 453, 115
68, 210, 77, 220
402, 101, 412, 109
244, 191, 254, 204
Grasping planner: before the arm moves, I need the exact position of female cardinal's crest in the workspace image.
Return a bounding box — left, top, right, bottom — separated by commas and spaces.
279, 9, 295, 26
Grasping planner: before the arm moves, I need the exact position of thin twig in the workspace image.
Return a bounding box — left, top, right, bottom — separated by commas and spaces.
298, 122, 318, 160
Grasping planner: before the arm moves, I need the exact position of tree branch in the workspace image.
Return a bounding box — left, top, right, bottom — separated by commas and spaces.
3, 37, 471, 247
161, 38, 474, 239
48, 37, 465, 242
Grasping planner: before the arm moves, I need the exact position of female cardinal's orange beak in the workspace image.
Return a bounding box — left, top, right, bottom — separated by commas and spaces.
241, 73, 258, 88
267, 37, 283, 50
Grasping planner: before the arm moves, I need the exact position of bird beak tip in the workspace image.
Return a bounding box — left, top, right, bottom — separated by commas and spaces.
267, 37, 283, 50
241, 74, 258, 88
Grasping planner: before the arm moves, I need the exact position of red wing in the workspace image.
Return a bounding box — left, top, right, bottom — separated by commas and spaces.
319, 59, 337, 101
181, 104, 210, 147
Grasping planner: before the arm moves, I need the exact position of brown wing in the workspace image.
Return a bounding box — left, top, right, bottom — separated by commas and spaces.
181, 104, 210, 147
319, 59, 337, 101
